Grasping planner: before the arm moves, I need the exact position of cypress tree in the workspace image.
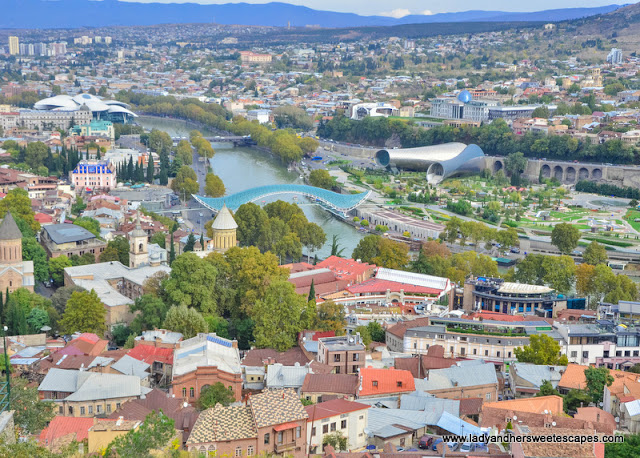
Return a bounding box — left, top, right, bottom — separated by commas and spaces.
136, 160, 145, 182
184, 233, 196, 252
146, 154, 154, 183
308, 278, 316, 302
169, 236, 176, 265
200, 232, 204, 250
127, 156, 134, 182
0, 291, 4, 326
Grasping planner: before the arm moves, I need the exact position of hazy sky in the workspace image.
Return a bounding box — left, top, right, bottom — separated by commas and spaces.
124, 0, 625, 17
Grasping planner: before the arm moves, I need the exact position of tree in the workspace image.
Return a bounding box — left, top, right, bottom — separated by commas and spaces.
183, 233, 196, 252
352, 234, 408, 269
322, 431, 348, 452
147, 129, 173, 155
6, 297, 28, 335
50, 285, 85, 314
204, 172, 225, 197
367, 321, 385, 342
162, 304, 208, 339
171, 166, 199, 200
252, 280, 306, 351
551, 223, 581, 255
27, 307, 50, 334
564, 388, 592, 413
104, 236, 130, 265
10, 376, 56, 435
112, 324, 133, 347
537, 380, 560, 397
175, 140, 193, 165
73, 216, 101, 236
309, 169, 333, 190
330, 234, 345, 257
514, 334, 568, 365
25, 141, 48, 170
129, 294, 170, 335
585, 366, 614, 405
59, 289, 107, 335
234, 203, 270, 249
314, 300, 346, 335
104, 411, 177, 458
0, 188, 39, 233
273, 106, 313, 130
48, 255, 72, 286
355, 325, 372, 346
99, 245, 120, 262
22, 237, 48, 282
505, 151, 528, 186
163, 252, 218, 314
541, 255, 576, 294
146, 153, 155, 183
198, 382, 235, 409
531, 106, 550, 119
583, 241, 608, 266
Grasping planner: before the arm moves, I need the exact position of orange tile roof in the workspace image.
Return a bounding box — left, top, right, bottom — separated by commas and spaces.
483, 395, 564, 415
558, 364, 589, 391
358, 367, 415, 397
39, 416, 94, 448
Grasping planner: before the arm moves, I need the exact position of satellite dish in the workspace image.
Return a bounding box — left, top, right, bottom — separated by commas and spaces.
513, 415, 517, 420
552, 422, 556, 427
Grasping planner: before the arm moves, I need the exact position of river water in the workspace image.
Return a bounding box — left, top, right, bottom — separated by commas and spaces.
138, 116, 364, 259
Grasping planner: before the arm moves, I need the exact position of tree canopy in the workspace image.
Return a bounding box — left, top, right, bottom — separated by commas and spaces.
59, 289, 107, 335
514, 334, 568, 366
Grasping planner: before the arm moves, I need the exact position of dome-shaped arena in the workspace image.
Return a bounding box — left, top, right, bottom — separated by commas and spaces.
34, 93, 137, 123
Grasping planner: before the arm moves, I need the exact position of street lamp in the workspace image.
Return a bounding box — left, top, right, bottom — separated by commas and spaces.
2, 325, 9, 409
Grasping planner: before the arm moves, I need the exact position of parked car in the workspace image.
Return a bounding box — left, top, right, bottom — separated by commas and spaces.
460, 443, 474, 453
431, 438, 443, 451
510, 247, 520, 253
418, 435, 433, 449
447, 442, 459, 451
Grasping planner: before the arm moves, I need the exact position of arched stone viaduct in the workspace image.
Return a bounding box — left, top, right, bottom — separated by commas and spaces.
484, 157, 640, 188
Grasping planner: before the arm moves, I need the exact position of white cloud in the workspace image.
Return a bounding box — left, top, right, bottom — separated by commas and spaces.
379, 8, 412, 18
420, 9, 434, 15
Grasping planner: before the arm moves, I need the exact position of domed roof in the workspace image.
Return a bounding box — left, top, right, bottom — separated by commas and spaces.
457, 90, 472, 103
211, 205, 237, 230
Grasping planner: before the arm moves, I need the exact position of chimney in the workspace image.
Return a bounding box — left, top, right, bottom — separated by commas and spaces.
232, 340, 238, 349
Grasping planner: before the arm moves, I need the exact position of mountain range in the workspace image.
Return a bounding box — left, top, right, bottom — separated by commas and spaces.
0, 0, 626, 29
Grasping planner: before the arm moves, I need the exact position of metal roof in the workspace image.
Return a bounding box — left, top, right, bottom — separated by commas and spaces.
436, 411, 482, 436
266, 363, 311, 389
210, 204, 237, 230
194, 184, 370, 213
44, 224, 96, 244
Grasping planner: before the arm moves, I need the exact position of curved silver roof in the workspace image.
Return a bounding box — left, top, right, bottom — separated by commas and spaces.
376, 143, 485, 184
33, 94, 137, 117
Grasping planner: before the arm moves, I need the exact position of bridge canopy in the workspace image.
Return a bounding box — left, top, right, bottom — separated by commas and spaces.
193, 184, 370, 213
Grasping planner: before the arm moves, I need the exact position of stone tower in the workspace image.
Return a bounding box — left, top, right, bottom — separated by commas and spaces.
129, 212, 148, 268
211, 204, 237, 253
0, 211, 23, 265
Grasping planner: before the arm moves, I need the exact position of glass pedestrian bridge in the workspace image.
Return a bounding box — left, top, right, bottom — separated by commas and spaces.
193, 184, 371, 217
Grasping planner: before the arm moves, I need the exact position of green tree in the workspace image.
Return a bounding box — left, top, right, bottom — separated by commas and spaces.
352, 234, 409, 269
147, 129, 173, 155
514, 334, 568, 365
73, 216, 101, 237
10, 376, 56, 435
252, 280, 306, 351
163, 252, 218, 314
6, 297, 28, 335
50, 285, 85, 314
309, 169, 333, 190
124, 334, 136, 349
273, 106, 313, 130
183, 233, 196, 252
99, 245, 120, 262
564, 388, 592, 413
146, 153, 155, 183
175, 140, 193, 165
314, 300, 346, 335
150, 231, 166, 249
129, 294, 170, 335
104, 236, 130, 265
104, 411, 177, 458
171, 166, 199, 200
162, 304, 208, 339
583, 241, 608, 266
26, 307, 50, 334
531, 106, 550, 119
204, 173, 225, 197
330, 234, 345, 257
585, 366, 614, 405
504, 151, 528, 186
355, 325, 372, 346
536, 380, 560, 397
112, 324, 133, 347
0, 189, 40, 233
322, 431, 348, 452
198, 382, 235, 409
22, 237, 48, 282
25, 141, 48, 170
48, 255, 72, 286
367, 321, 385, 342
551, 223, 581, 255
59, 289, 107, 335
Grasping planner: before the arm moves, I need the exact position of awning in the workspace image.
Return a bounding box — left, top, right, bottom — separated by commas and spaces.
273, 422, 298, 432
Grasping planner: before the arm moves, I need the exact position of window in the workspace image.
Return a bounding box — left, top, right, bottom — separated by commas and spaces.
264, 433, 270, 445
497, 351, 501, 358
571, 351, 577, 358
625, 351, 631, 357
106, 404, 111, 413
277, 432, 283, 444
473, 348, 477, 355
359, 415, 364, 420
334, 354, 341, 362
190, 387, 194, 398
97, 405, 102, 414
353, 354, 359, 361
397, 381, 403, 388
460, 348, 465, 355
450, 346, 454, 353
116, 403, 121, 410
634, 351, 639, 357
616, 351, 622, 357
311, 427, 316, 436
352, 365, 358, 373
58, 406, 63, 414
486, 393, 492, 400
485, 350, 489, 356
335, 367, 340, 374
235, 447, 242, 457
341, 420, 347, 429
182, 388, 187, 397
330, 422, 336, 432
508, 352, 512, 358
296, 426, 301, 438
323, 425, 328, 434
247, 446, 254, 456
80, 406, 85, 415
88, 406, 93, 414
372, 380, 378, 387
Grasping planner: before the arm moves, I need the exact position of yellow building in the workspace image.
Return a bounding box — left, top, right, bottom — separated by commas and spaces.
210, 204, 237, 253
8, 36, 19, 56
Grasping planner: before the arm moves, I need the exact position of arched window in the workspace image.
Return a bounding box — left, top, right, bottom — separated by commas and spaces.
190, 387, 195, 398
139, 243, 144, 252
182, 387, 187, 397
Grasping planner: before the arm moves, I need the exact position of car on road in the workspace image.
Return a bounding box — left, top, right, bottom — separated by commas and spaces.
431, 439, 443, 451
447, 442, 459, 451
460, 443, 474, 453
510, 247, 520, 253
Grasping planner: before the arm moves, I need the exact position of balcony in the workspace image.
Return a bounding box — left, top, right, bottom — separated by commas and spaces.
275, 441, 296, 453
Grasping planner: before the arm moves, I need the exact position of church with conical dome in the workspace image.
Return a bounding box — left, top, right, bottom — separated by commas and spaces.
210, 204, 237, 253
0, 211, 34, 292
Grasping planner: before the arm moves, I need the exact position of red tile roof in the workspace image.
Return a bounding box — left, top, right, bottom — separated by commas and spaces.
35, 212, 53, 223
316, 256, 375, 281
301, 373, 359, 396
39, 416, 94, 447
347, 278, 442, 295
127, 345, 174, 365
305, 399, 370, 421
358, 367, 415, 397
242, 347, 310, 367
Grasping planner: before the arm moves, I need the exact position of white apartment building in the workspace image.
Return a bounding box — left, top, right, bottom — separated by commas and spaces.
306, 399, 369, 454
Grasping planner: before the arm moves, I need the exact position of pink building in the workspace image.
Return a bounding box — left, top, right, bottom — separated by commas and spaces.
70, 161, 116, 190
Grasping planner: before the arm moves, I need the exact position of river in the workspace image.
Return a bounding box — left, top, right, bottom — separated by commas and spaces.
138, 116, 365, 259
